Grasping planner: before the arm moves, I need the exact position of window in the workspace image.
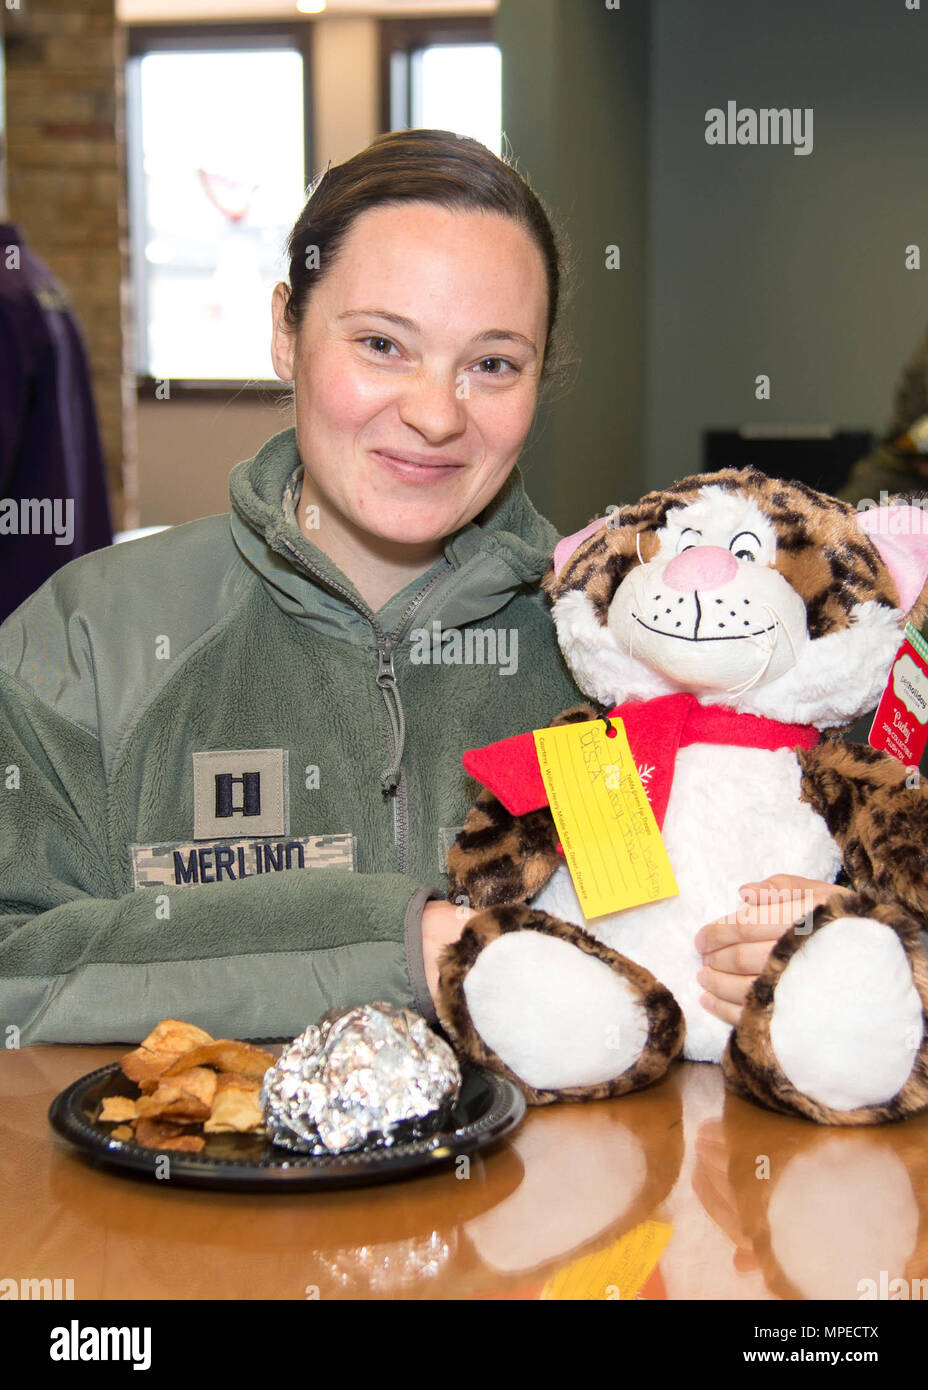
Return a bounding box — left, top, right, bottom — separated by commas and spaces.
127, 26, 311, 384
381, 17, 501, 156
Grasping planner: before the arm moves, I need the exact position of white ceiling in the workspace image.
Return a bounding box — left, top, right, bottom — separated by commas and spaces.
118, 0, 495, 19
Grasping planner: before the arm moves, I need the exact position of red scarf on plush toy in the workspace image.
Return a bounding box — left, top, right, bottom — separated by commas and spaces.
462, 692, 820, 855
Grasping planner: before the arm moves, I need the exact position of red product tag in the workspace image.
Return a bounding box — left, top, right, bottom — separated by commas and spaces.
869, 622, 928, 767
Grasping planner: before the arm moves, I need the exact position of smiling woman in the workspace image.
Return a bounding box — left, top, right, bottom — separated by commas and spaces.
270, 200, 549, 610
0, 129, 592, 1045
268, 129, 568, 611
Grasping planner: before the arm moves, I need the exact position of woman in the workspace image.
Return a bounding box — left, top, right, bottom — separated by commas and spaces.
0, 130, 833, 1044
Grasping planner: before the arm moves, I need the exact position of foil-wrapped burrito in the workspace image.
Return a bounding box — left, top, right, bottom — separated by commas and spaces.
261, 1002, 462, 1156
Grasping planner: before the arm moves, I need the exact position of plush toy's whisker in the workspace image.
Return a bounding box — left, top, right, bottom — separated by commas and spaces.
624, 566, 651, 665
762, 599, 800, 668
724, 599, 797, 698
725, 656, 770, 698
725, 608, 780, 697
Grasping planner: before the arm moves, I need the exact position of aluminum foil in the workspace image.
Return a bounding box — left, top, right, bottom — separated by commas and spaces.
261, 1002, 462, 1156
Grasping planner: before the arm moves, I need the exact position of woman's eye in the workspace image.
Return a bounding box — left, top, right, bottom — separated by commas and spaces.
473, 356, 515, 376
359, 336, 398, 357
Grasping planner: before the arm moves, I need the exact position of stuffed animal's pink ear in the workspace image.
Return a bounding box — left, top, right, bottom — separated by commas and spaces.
552, 517, 608, 579
857, 506, 928, 611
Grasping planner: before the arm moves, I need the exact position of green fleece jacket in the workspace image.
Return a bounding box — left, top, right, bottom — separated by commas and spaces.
0, 427, 584, 1043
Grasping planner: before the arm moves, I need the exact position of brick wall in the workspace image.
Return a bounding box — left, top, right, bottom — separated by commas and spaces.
3, 0, 138, 530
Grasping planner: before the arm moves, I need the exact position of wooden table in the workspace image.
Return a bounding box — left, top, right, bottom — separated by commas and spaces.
2, 1044, 927, 1302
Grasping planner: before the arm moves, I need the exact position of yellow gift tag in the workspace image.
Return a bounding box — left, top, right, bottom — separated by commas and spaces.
532, 718, 678, 918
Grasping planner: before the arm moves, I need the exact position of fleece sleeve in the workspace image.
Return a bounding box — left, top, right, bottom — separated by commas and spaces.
0, 670, 445, 1044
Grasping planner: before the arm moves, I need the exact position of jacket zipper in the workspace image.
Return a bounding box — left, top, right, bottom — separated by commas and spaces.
277, 535, 452, 873
376, 563, 453, 873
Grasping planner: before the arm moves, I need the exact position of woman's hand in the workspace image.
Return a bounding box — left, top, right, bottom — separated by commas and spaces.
694, 874, 855, 1028
422, 898, 477, 1008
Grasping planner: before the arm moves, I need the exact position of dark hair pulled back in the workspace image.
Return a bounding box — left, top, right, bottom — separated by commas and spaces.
282, 128, 574, 395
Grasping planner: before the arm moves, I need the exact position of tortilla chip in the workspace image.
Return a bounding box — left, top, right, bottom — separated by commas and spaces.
119, 1020, 216, 1084
99, 1096, 139, 1123
139, 1019, 214, 1053
162, 1040, 276, 1080
216, 1071, 262, 1093
169, 1066, 217, 1108
204, 1074, 265, 1133
135, 1068, 218, 1122
104, 1020, 269, 1150
134, 1117, 206, 1153
119, 1047, 186, 1085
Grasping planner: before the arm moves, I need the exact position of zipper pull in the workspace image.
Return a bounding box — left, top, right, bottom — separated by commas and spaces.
377, 638, 402, 795
377, 640, 396, 685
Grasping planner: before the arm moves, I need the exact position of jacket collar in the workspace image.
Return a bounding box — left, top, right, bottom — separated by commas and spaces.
228, 427, 562, 642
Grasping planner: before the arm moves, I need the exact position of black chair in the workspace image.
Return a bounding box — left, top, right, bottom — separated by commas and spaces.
702, 427, 874, 497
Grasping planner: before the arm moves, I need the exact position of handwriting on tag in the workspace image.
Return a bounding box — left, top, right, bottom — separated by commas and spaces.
532, 719, 678, 918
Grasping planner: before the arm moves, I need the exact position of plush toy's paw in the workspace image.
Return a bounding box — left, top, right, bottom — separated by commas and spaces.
434, 903, 685, 1105
446, 791, 561, 910
723, 893, 928, 1125
446, 704, 602, 910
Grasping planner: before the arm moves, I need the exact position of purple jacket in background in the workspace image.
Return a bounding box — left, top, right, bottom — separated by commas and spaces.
0, 223, 113, 625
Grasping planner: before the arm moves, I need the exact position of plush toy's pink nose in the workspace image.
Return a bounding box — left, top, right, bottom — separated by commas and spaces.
663, 546, 738, 592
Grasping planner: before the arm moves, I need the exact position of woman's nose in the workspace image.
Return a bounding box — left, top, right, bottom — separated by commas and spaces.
397, 372, 468, 442
663, 546, 738, 592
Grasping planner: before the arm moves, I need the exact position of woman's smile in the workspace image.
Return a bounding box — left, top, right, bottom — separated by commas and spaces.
371, 448, 468, 485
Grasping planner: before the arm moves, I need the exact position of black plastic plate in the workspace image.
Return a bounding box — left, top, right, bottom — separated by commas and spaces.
48, 1058, 526, 1192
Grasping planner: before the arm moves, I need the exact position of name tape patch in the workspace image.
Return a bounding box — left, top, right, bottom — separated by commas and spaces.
130, 833, 355, 889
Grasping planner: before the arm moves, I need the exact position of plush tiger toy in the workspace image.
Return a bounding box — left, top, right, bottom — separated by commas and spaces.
438, 468, 928, 1125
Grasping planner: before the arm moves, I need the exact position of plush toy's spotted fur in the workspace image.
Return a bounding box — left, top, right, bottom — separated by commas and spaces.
543, 466, 920, 640
798, 741, 928, 923
445, 704, 596, 908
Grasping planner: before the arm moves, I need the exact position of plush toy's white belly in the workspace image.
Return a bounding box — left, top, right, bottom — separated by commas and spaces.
531, 743, 843, 1062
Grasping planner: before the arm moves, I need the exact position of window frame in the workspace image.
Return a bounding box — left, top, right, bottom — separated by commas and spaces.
126, 21, 315, 398
377, 15, 495, 136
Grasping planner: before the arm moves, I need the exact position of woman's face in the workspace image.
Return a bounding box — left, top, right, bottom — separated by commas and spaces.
270, 201, 549, 548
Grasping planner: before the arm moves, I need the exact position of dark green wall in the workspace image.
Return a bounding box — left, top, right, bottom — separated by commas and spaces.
494, 0, 651, 532
498, 0, 928, 523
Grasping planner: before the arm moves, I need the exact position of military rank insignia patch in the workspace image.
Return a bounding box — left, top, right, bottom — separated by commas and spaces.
192, 748, 289, 840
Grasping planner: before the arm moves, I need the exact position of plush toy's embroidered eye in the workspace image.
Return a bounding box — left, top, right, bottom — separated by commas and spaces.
676, 528, 701, 555
730, 530, 761, 562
